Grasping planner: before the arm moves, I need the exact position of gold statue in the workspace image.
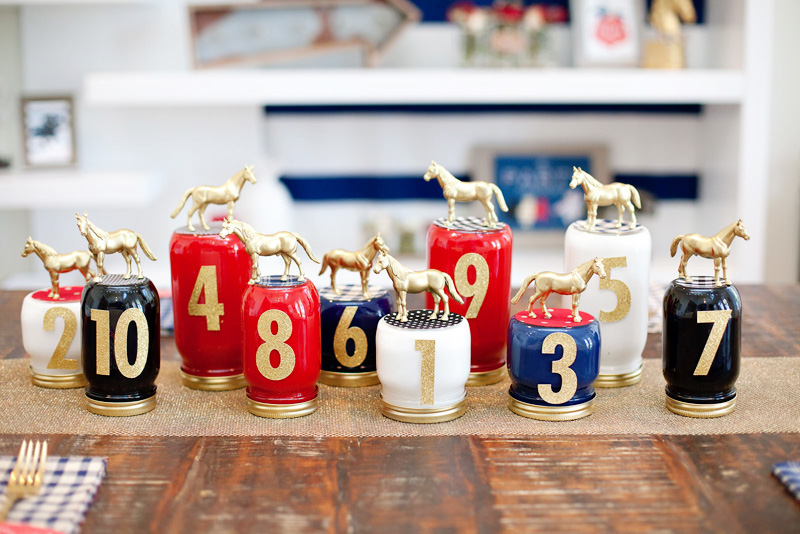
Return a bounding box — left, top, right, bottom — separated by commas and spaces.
569, 167, 642, 230
643, 0, 696, 69
511, 258, 607, 323
21, 237, 96, 298
424, 161, 508, 227
75, 212, 157, 282
319, 234, 390, 298
170, 165, 257, 231
373, 251, 463, 322
670, 219, 750, 286
219, 218, 319, 284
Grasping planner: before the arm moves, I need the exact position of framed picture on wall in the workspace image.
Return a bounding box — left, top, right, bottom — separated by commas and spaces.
21, 95, 76, 167
472, 145, 609, 231
570, 0, 641, 67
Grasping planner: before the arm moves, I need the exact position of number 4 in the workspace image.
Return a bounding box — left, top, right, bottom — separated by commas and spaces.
189, 265, 224, 331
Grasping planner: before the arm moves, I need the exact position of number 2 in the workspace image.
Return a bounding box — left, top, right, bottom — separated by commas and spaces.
43, 307, 78, 370
454, 253, 489, 319
188, 265, 224, 331
538, 332, 578, 405
599, 256, 631, 323
694, 310, 732, 376
334, 306, 367, 368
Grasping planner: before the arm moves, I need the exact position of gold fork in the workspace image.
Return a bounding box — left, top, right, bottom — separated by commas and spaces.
0, 440, 47, 521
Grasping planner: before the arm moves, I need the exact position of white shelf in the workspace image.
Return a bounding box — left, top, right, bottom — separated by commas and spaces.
83, 68, 745, 107
0, 170, 160, 209
0, 1, 150, 4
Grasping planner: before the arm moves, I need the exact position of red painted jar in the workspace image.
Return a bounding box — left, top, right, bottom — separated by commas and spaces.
242, 275, 321, 418
427, 217, 513, 385
169, 222, 251, 390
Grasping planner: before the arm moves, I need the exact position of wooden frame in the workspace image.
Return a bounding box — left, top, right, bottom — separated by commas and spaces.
188, 0, 420, 69
20, 95, 77, 168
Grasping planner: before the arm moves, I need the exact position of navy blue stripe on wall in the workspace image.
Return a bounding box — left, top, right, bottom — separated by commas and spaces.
280, 173, 698, 202
409, 0, 704, 24
265, 104, 703, 115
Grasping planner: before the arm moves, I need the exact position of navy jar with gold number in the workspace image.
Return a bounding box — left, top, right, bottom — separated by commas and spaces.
663, 276, 741, 418
81, 275, 160, 416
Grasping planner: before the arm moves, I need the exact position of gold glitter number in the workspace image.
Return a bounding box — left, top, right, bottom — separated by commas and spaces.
188, 265, 225, 331
454, 253, 489, 319
91, 308, 149, 378
333, 306, 367, 368
415, 339, 435, 405
256, 310, 295, 381
538, 332, 578, 405
599, 256, 631, 323
694, 310, 732, 376
43, 307, 78, 370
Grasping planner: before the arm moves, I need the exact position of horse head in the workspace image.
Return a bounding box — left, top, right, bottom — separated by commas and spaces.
373, 252, 390, 274
373, 233, 390, 254
592, 257, 608, 279
423, 161, 439, 182
219, 217, 236, 239
243, 165, 257, 184
569, 167, 584, 190
21, 237, 35, 257
75, 212, 89, 237
735, 219, 750, 241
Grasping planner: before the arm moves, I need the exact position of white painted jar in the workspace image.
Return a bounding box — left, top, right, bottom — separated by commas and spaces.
564, 220, 651, 387
376, 309, 470, 423
20, 286, 86, 388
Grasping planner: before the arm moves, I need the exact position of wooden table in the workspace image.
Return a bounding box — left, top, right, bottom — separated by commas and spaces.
1, 287, 798, 533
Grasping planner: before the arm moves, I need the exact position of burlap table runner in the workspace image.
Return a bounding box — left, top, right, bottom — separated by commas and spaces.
1, 358, 797, 437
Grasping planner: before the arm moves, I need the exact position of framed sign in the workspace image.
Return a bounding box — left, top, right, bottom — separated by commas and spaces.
570, 0, 641, 67
472, 146, 609, 231
21, 96, 76, 168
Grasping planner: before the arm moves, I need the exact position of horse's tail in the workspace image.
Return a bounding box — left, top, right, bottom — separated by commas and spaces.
490, 183, 509, 212
295, 234, 320, 264
443, 273, 464, 304
670, 235, 684, 257
511, 274, 537, 304
628, 184, 642, 209
136, 233, 158, 261
170, 188, 194, 218
318, 254, 329, 275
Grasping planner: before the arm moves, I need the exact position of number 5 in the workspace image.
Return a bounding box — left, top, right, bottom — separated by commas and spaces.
599, 256, 631, 323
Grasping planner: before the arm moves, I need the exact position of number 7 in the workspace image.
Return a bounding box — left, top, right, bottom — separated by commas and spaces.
694, 310, 732, 376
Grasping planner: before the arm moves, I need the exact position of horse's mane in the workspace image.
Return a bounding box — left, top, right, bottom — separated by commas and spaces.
84, 219, 106, 240
580, 170, 603, 189
231, 220, 255, 240
573, 258, 595, 275
384, 253, 408, 282
435, 164, 458, 183
31, 239, 56, 256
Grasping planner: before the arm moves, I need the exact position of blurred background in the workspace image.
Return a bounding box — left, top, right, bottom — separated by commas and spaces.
1, 0, 798, 293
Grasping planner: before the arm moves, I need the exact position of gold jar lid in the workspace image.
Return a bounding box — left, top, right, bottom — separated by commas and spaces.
247, 397, 318, 419
180, 370, 247, 391
594, 363, 643, 388
318, 370, 380, 388
86, 395, 156, 417
30, 367, 87, 389
466, 365, 506, 387
508, 396, 595, 421
380, 398, 466, 424
665, 395, 736, 418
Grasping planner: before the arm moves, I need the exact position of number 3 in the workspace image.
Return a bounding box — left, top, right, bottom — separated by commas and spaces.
538, 332, 578, 405
455, 253, 489, 319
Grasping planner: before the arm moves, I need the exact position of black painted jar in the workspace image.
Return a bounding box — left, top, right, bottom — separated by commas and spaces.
662, 276, 741, 418
81, 275, 160, 416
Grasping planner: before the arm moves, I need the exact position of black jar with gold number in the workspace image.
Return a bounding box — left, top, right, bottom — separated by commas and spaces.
81, 275, 160, 416
662, 276, 741, 418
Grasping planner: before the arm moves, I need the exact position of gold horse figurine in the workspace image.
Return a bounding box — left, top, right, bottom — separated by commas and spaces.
670, 219, 750, 286
644, 0, 696, 68
21, 237, 96, 298
171, 165, 257, 231
569, 167, 642, 230
219, 218, 320, 284
319, 234, 390, 298
511, 258, 607, 323
75, 212, 157, 282
373, 251, 463, 322
423, 161, 508, 227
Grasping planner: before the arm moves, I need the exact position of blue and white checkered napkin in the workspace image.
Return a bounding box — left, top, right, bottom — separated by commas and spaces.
773, 462, 800, 501
1, 456, 106, 534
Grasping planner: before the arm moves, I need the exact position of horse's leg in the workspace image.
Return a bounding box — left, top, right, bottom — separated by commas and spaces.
429, 291, 440, 320
572, 293, 582, 322
481, 198, 496, 226
186, 202, 197, 232
399, 291, 408, 322
615, 203, 624, 228
722, 257, 730, 286
227, 201, 235, 220
330, 266, 340, 294
540, 291, 552, 319
249, 253, 259, 284
281, 254, 292, 281
588, 204, 598, 229
441, 291, 450, 321
197, 204, 211, 231
121, 251, 132, 279
713, 257, 722, 286
132, 250, 144, 279
360, 270, 370, 298
49, 271, 59, 299
681, 251, 691, 282
447, 198, 455, 224
287, 251, 305, 281
94, 253, 104, 282
627, 201, 638, 227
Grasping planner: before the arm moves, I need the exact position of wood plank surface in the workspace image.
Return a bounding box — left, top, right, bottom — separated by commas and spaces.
1, 287, 799, 532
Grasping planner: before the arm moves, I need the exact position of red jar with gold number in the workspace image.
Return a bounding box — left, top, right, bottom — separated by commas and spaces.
427, 217, 513, 385
242, 275, 321, 418
170, 222, 251, 390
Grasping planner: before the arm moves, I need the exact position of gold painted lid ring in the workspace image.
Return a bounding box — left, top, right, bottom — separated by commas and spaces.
247, 397, 318, 419
86, 395, 156, 417
180, 370, 247, 391
30, 368, 87, 389
379, 397, 466, 424
466, 365, 506, 386
508, 396, 595, 421
665, 395, 736, 418
594, 363, 643, 388
318, 370, 380, 387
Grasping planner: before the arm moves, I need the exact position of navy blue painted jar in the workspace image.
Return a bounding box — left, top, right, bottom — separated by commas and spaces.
318, 285, 394, 387
662, 276, 741, 418
507, 308, 600, 421
81, 275, 160, 416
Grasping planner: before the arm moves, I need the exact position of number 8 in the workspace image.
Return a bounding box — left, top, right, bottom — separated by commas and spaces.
256, 310, 296, 381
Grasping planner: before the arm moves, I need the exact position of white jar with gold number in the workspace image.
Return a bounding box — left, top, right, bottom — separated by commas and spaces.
564, 220, 651, 387
21, 286, 86, 388
376, 310, 470, 423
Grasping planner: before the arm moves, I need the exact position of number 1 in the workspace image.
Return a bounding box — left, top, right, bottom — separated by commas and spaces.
415, 340, 435, 405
